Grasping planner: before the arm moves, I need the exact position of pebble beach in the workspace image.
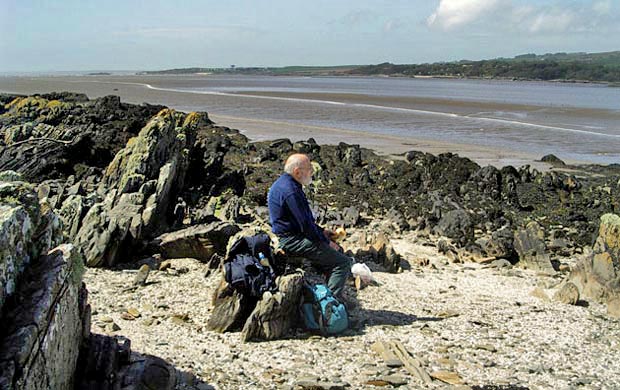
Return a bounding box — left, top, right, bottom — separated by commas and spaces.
83, 232, 620, 390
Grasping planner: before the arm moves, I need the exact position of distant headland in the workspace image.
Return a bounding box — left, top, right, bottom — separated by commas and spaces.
140, 50, 620, 83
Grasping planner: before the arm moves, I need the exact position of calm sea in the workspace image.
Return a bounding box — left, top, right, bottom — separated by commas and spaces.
1, 75, 619, 164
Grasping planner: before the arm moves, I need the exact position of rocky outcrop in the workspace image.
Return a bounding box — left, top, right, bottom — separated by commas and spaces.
0, 94, 165, 182
569, 213, 620, 314
0, 176, 87, 390
0, 173, 198, 389
74, 109, 205, 267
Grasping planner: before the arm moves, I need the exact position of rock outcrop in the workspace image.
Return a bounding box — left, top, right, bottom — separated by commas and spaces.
570, 213, 620, 315
74, 109, 205, 267
0, 175, 87, 389
0, 94, 165, 182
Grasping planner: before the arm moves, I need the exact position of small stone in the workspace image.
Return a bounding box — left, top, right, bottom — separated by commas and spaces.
436, 309, 459, 318
365, 379, 390, 387
385, 359, 404, 368
142, 318, 155, 326
171, 313, 190, 324
100, 316, 114, 323
475, 343, 497, 352
430, 371, 463, 385
105, 322, 121, 332
379, 375, 408, 386
558, 263, 571, 272
127, 307, 141, 317
133, 264, 150, 286
121, 312, 136, 321
553, 282, 580, 305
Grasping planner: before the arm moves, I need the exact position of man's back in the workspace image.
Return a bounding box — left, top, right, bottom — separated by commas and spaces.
268, 173, 326, 243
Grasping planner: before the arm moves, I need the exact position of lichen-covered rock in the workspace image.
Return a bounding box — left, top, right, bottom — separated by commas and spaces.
0, 244, 86, 390
513, 221, 555, 273
0, 94, 166, 182
570, 213, 620, 304
0, 180, 40, 312
75, 109, 205, 267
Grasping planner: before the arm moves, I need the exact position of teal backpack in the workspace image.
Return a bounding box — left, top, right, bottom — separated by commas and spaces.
301, 283, 349, 335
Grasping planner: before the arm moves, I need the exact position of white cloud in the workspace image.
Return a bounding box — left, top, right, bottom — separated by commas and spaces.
427, 0, 501, 30
427, 0, 616, 35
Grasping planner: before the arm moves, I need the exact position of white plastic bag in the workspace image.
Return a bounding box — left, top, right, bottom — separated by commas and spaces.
351, 262, 374, 284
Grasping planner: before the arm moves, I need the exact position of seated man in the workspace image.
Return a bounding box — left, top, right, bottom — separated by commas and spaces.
267, 153, 352, 299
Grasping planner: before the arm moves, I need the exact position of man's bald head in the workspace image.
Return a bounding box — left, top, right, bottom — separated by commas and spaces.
284, 153, 313, 186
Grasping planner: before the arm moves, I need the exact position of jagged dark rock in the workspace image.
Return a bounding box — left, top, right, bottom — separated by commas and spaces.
0, 94, 165, 182
541, 154, 566, 166
513, 221, 555, 273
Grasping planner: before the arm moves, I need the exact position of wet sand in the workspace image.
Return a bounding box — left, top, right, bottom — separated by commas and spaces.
0, 75, 601, 168
209, 113, 551, 168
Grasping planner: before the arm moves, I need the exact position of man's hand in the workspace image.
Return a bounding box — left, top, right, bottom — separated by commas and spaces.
329, 240, 342, 252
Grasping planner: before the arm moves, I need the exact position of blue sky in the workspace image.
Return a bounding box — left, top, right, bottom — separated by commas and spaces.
0, 0, 618, 72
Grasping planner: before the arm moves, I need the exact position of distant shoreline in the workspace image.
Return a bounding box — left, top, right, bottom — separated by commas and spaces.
1, 72, 616, 87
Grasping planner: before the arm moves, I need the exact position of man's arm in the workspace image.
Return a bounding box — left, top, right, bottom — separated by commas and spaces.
284, 192, 329, 243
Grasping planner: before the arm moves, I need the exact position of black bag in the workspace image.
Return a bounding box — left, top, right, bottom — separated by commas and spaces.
224, 233, 277, 297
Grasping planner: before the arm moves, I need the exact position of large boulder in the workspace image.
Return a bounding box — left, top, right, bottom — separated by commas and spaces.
513, 221, 555, 273
0, 181, 38, 312
151, 221, 241, 262
75, 109, 204, 267
569, 214, 620, 307
433, 209, 474, 247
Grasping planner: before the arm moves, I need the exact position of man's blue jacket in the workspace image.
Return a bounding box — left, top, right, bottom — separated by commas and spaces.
267, 173, 328, 243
